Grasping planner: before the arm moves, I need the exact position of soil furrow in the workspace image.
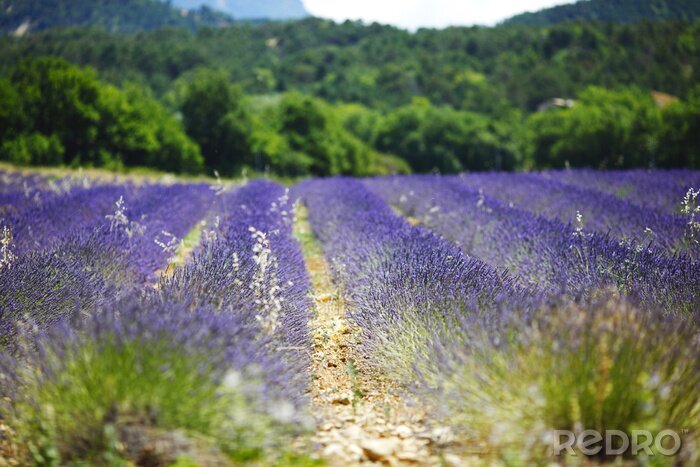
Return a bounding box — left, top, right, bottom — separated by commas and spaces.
294, 204, 455, 466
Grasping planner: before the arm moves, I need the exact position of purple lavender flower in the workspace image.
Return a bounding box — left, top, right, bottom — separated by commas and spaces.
1, 182, 215, 347
156, 180, 314, 404
542, 168, 700, 215
367, 175, 699, 317
458, 171, 697, 258
296, 177, 538, 378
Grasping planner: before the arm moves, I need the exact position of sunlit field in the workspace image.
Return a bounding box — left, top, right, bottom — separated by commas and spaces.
1, 1, 700, 464
0, 167, 698, 465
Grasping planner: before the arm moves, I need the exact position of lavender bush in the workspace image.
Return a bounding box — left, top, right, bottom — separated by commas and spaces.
368, 175, 700, 316
1, 298, 307, 463
1, 177, 315, 464
156, 180, 314, 408
302, 176, 699, 464
458, 171, 697, 259
0, 170, 52, 215
0, 183, 214, 346
419, 296, 700, 464
542, 168, 700, 215
3, 184, 131, 255
296, 178, 535, 382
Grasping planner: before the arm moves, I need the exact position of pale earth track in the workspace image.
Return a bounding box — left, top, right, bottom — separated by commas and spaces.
294, 204, 466, 466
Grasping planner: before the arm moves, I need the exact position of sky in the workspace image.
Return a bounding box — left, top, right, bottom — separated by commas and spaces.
302, 0, 577, 30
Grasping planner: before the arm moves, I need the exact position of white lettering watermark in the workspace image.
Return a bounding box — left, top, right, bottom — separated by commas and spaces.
552, 430, 682, 456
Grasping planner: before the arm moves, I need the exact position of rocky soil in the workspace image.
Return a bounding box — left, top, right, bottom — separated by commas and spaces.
296, 205, 463, 466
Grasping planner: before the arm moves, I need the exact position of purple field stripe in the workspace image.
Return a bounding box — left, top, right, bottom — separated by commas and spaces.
156, 180, 313, 409
368, 175, 699, 317
458, 171, 696, 259
296, 177, 537, 368
541, 168, 700, 215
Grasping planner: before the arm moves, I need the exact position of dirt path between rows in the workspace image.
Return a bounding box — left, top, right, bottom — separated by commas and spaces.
294, 205, 460, 466
151, 215, 209, 289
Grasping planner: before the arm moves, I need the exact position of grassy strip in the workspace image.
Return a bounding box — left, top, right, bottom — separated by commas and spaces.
0, 161, 304, 187
155, 220, 206, 284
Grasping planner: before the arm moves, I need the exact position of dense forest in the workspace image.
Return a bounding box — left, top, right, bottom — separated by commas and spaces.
0, 0, 699, 175
506, 0, 700, 26
0, 57, 406, 175
0, 0, 235, 34
2, 18, 698, 111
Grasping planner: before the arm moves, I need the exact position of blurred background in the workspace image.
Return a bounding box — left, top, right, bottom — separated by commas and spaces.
0, 0, 698, 177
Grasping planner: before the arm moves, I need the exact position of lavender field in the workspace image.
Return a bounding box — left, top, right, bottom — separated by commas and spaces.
0, 168, 699, 465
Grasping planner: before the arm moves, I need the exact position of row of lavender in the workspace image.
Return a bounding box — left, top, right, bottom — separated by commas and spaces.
1, 181, 213, 343
0, 169, 58, 214
368, 175, 699, 316
1, 176, 314, 463
457, 171, 700, 260
0, 169, 120, 218
296, 178, 534, 379
542, 168, 700, 215
155, 181, 314, 423
301, 177, 700, 463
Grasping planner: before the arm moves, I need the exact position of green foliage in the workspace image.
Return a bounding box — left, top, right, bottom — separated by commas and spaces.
528, 86, 663, 168
658, 85, 700, 168
98, 83, 204, 172
181, 69, 256, 175
0, 57, 203, 173
336, 103, 383, 145
2, 19, 698, 114
11, 57, 103, 164
0, 78, 27, 140
1, 13, 699, 173
178, 79, 398, 177
506, 0, 700, 26
0, 133, 64, 166
526, 85, 700, 170
0, 0, 233, 35
276, 92, 375, 176
9, 337, 296, 464
376, 100, 521, 173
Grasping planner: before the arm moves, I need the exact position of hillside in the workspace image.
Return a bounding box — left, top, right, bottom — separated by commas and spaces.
171, 0, 309, 20
0, 0, 233, 34
506, 0, 700, 26
2, 18, 698, 110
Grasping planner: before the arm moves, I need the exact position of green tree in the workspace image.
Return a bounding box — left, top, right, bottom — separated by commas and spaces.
0, 133, 65, 166
11, 57, 102, 165
277, 92, 375, 176
336, 103, 384, 146
658, 86, 700, 168
528, 86, 662, 168
376, 100, 521, 173
99, 84, 204, 172
181, 70, 255, 175
1, 57, 203, 173
0, 79, 28, 142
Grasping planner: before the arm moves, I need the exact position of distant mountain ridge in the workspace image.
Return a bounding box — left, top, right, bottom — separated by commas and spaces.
169, 0, 309, 20
0, 0, 234, 34
505, 0, 700, 26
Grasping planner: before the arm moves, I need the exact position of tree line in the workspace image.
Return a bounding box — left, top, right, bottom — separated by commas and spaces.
1, 17, 699, 174
2, 18, 697, 111
0, 58, 406, 176
506, 0, 700, 26
0, 0, 234, 34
